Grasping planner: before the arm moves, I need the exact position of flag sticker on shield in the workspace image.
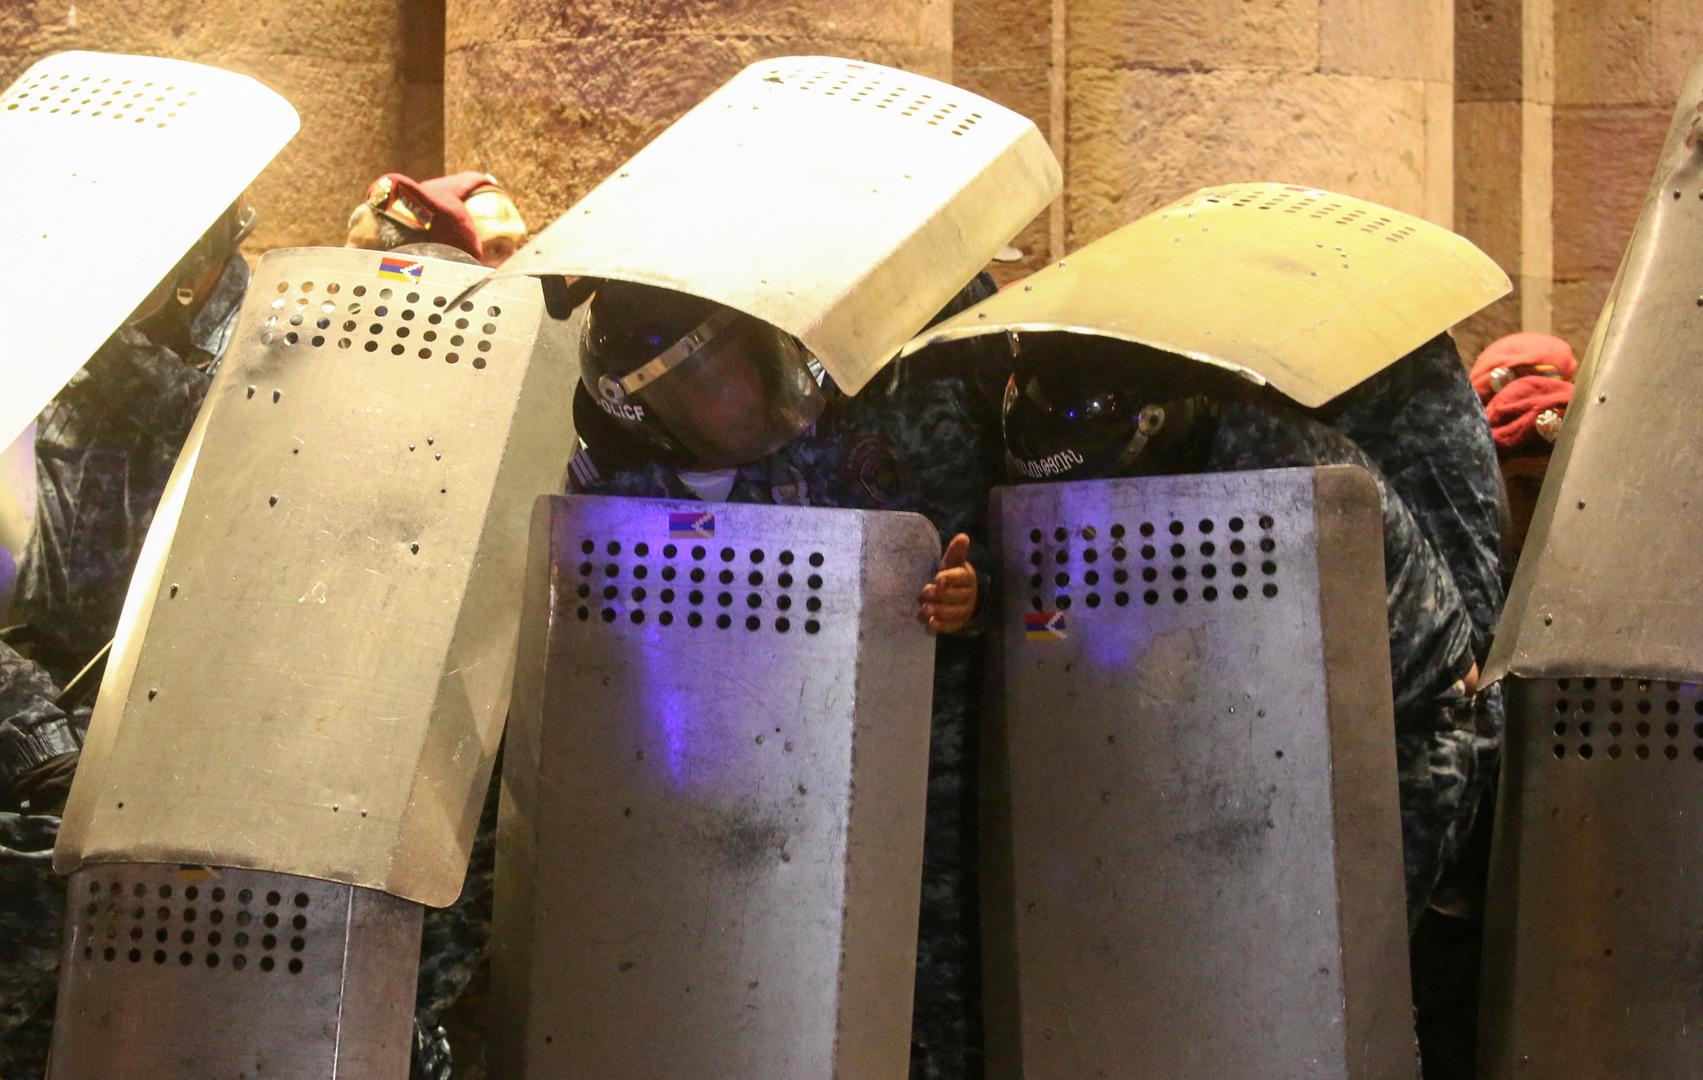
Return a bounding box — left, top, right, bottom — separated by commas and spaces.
669, 511, 716, 539
377, 256, 424, 282
1024, 610, 1067, 640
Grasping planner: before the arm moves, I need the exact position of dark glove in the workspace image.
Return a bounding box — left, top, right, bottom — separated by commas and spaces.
8, 751, 80, 815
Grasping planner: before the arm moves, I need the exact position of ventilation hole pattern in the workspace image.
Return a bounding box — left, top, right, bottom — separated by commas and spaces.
1194, 188, 1415, 243
761, 63, 985, 137
572, 538, 832, 635
77, 876, 310, 976
1542, 677, 1703, 764
0, 69, 196, 128
260, 279, 504, 371
1025, 513, 1282, 611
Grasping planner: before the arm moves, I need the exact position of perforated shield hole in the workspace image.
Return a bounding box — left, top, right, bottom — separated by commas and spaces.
1026, 513, 1280, 611
260, 279, 503, 371
1193, 189, 1417, 243
78, 876, 311, 976
760, 62, 986, 137
0, 69, 197, 128
1540, 677, 1703, 764
572, 537, 829, 635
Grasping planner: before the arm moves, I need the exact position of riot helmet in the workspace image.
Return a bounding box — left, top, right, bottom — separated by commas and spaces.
1002, 334, 1217, 482
579, 280, 826, 468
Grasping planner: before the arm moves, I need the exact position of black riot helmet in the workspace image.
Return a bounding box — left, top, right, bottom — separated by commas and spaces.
1001, 334, 1220, 483
578, 280, 826, 468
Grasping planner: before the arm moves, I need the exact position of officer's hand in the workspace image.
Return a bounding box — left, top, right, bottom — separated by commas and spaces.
921, 534, 977, 636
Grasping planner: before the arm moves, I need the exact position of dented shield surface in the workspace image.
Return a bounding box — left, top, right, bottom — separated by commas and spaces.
904, 183, 1509, 407
494, 56, 1061, 396
55, 247, 577, 907
50, 863, 420, 1078
1478, 678, 1703, 1079
983, 467, 1414, 1080
1485, 58, 1703, 685
0, 51, 298, 443
490, 495, 938, 1079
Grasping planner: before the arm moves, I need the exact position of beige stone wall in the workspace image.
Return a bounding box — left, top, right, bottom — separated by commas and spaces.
0, 0, 444, 252
1452, 0, 1553, 361
444, 0, 952, 239
1550, 0, 1703, 352
954, 0, 1456, 281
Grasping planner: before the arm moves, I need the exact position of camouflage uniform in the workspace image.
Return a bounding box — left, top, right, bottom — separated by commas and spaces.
16, 253, 249, 683
0, 643, 76, 1078
568, 278, 1007, 1080
1208, 358, 1500, 928
411, 764, 502, 1080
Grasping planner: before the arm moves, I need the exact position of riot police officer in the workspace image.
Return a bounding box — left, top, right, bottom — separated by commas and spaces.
1001, 332, 1500, 931
568, 275, 1001, 1079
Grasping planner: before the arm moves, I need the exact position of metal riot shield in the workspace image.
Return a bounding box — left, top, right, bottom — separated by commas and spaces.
1475, 59, 1703, 1080
904, 182, 1509, 407
494, 55, 1061, 396
984, 466, 1414, 1080
0, 51, 298, 443
52, 864, 421, 1077
490, 495, 939, 1079
46, 242, 576, 1075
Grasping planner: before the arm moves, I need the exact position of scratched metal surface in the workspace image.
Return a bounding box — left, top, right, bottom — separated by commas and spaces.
490, 495, 940, 1080
1486, 56, 1703, 686
1479, 677, 1703, 1079
985, 466, 1413, 1080
49, 863, 420, 1077
55, 246, 579, 907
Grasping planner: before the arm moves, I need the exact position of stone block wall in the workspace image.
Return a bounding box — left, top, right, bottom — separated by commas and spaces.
444, 0, 953, 241
955, 0, 1456, 281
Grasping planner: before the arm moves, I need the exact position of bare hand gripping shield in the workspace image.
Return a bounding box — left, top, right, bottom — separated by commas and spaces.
49, 247, 577, 1078
491, 496, 940, 1080
983, 467, 1414, 1080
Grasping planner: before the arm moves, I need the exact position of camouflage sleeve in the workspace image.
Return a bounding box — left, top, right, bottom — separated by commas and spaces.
0, 641, 78, 796
1210, 401, 1476, 727
1319, 335, 1506, 660
75, 329, 211, 452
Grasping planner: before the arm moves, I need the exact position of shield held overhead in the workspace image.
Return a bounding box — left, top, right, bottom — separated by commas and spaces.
904, 182, 1509, 407
492, 55, 1062, 396
0, 51, 298, 444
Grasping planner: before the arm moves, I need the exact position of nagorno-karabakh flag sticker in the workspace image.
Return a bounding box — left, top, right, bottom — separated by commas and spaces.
1024, 610, 1067, 640
668, 511, 716, 539
377, 256, 424, 282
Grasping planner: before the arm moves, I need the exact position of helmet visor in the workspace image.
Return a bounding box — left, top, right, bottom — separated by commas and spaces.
594, 307, 826, 468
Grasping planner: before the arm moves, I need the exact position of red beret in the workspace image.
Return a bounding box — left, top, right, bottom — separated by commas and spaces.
1486, 374, 1572, 454
421, 171, 503, 203
1470, 332, 1578, 403
365, 173, 482, 261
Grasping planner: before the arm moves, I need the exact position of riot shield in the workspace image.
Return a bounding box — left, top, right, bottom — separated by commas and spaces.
493, 55, 1061, 396
0, 51, 297, 443
1476, 58, 1703, 1080
52, 864, 420, 1077
47, 246, 576, 1077
904, 182, 1509, 407
490, 495, 939, 1079
984, 466, 1414, 1080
